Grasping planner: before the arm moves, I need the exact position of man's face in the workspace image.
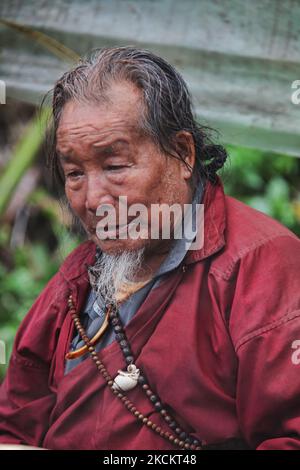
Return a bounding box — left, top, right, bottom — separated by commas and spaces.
56, 81, 193, 255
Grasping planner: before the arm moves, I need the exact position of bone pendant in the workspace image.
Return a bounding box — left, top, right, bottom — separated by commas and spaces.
112, 364, 140, 392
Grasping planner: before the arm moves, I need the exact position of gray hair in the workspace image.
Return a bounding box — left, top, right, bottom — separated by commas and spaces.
45, 46, 227, 192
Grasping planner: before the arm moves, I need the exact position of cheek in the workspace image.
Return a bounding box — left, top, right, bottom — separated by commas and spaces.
134, 163, 169, 201
141, 168, 178, 205
65, 185, 86, 217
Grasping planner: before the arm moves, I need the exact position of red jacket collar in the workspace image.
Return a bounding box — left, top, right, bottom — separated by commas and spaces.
185, 175, 226, 265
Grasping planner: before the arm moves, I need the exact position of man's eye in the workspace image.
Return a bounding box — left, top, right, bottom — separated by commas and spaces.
66, 171, 83, 179
106, 165, 127, 171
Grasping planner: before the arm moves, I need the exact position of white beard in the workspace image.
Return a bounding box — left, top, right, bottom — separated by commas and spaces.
87, 248, 145, 307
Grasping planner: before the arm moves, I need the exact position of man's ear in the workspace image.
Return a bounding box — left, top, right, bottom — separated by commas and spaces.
174, 131, 196, 181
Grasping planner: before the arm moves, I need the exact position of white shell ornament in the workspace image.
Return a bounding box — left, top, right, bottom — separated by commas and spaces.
112, 364, 140, 392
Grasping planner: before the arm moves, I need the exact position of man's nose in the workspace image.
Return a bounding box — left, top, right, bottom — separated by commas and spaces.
85, 174, 115, 214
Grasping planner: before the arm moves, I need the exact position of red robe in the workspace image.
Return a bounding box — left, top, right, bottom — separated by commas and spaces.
1, 177, 300, 450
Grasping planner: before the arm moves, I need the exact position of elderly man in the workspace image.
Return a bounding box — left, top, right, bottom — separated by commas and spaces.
0, 47, 300, 451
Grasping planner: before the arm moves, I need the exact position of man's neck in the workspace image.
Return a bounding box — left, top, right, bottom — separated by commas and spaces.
132, 240, 173, 283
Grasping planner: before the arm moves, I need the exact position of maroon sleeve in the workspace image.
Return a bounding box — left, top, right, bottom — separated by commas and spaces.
0, 272, 65, 447
231, 235, 300, 449
0, 357, 56, 446
237, 311, 300, 450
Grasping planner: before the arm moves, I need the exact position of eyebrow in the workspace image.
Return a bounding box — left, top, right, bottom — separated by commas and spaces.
57, 139, 129, 163
57, 153, 75, 164
93, 139, 129, 152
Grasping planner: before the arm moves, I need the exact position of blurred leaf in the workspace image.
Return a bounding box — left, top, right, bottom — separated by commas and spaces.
0, 109, 49, 216
266, 177, 290, 201
0, 19, 79, 63
293, 200, 300, 222
244, 196, 272, 215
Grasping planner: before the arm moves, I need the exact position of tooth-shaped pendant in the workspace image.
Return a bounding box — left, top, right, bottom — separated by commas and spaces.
112, 364, 140, 392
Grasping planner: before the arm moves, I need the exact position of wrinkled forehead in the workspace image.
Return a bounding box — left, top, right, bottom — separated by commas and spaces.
56, 110, 144, 155
55, 106, 149, 161
56, 83, 146, 151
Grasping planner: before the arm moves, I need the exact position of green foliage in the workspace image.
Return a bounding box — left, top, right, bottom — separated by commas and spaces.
0, 224, 81, 380
0, 109, 49, 216
222, 146, 300, 236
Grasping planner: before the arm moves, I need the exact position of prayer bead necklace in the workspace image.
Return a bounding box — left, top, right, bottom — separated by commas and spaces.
67, 294, 203, 450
